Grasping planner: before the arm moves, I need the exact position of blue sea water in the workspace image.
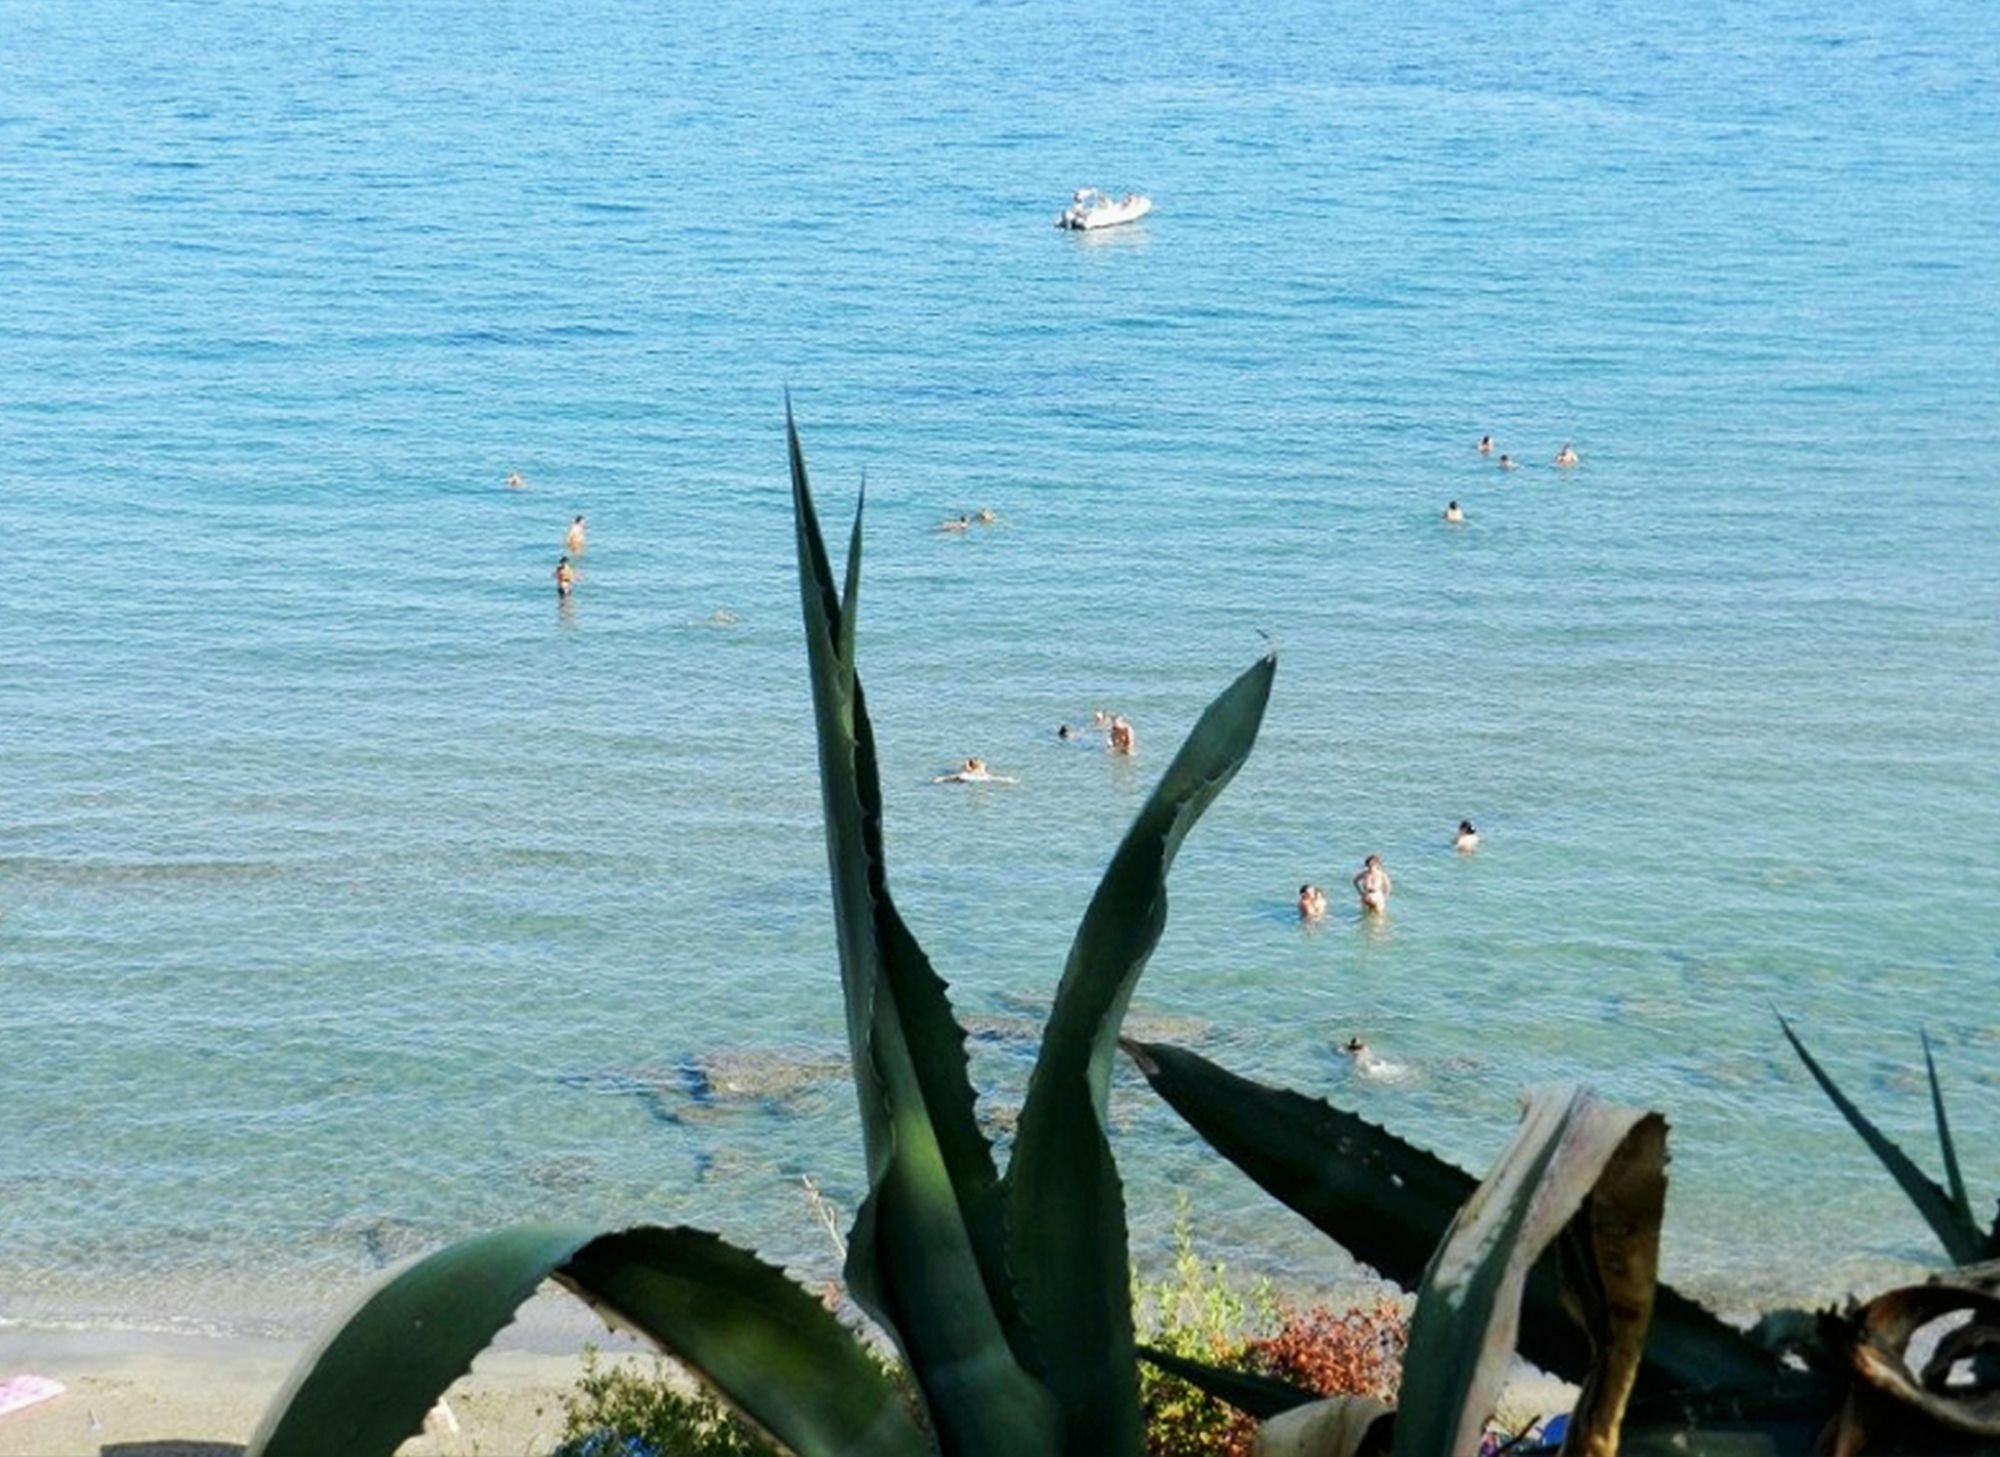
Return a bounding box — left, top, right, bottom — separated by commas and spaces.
3, 0, 1998, 1339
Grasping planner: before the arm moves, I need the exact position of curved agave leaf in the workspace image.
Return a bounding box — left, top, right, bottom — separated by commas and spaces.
1397, 1088, 1666, 1457
1007, 654, 1276, 1454
790, 412, 1059, 1450
1137, 1343, 1321, 1420
1251, 1396, 1395, 1457
1778, 1017, 1991, 1265
1850, 1280, 2000, 1439
1122, 1041, 1778, 1398
249, 1224, 928, 1457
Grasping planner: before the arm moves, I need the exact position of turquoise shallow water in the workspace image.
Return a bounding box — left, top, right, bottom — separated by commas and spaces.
3, 0, 1999, 1337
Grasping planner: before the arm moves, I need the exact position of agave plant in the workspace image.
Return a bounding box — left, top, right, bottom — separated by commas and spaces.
1123, 1020, 2000, 1453
246, 412, 1276, 1456
1122, 1040, 1811, 1455
1779, 1017, 1999, 1268
1765, 1020, 2000, 1453
247, 414, 1752, 1457
1244, 1082, 1675, 1457
1120, 1041, 1786, 1404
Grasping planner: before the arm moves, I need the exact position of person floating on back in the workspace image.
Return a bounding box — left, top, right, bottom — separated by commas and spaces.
1555, 442, 1579, 468
938, 514, 971, 533
566, 515, 587, 555
554, 556, 575, 598
1444, 501, 1464, 523
1455, 820, 1479, 854
1353, 853, 1392, 914
934, 756, 1016, 785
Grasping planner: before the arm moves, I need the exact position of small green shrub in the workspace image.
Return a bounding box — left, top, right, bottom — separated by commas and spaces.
1133, 1199, 1287, 1457
554, 1349, 776, 1457
1133, 1209, 1271, 1457
1134, 1202, 1411, 1457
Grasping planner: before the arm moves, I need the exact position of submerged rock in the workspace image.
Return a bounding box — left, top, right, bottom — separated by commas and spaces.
683, 1049, 849, 1105
971, 997, 1216, 1049
558, 1048, 849, 1128
329, 1214, 432, 1270
1120, 1010, 1214, 1045
520, 1154, 598, 1193
961, 1013, 1043, 1047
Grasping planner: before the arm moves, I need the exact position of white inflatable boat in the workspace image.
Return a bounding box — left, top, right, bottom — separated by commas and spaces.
1057, 188, 1153, 230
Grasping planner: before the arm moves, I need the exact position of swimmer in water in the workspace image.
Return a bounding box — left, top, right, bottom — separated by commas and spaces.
1477, 434, 1493, 455
1091, 709, 1113, 731
1444, 501, 1465, 523
938, 515, 971, 533
1352, 853, 1392, 914
505, 471, 525, 490
1108, 715, 1136, 755
934, 757, 1017, 785
1298, 883, 1328, 921
1498, 454, 1518, 471
709, 607, 738, 626
1057, 723, 1080, 741
566, 515, 587, 554
1455, 820, 1479, 854
1342, 1036, 1406, 1081
1554, 442, 1579, 468
554, 556, 575, 598
975, 505, 998, 525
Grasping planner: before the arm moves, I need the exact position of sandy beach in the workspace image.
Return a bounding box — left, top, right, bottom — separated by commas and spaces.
0, 1323, 1580, 1457
0, 1325, 600, 1457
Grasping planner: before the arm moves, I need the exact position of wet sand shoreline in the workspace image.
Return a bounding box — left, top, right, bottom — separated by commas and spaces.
0, 1298, 663, 1457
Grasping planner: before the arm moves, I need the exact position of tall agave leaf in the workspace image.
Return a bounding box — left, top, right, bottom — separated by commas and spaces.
1122, 1040, 1779, 1397
1395, 1087, 1667, 1457
1923, 1030, 1975, 1237
1006, 654, 1276, 1454
790, 412, 1060, 1450
248, 1224, 928, 1457
1778, 1017, 1992, 1266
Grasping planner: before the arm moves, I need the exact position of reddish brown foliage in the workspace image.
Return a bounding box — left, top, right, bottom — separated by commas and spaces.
1251, 1298, 1408, 1403
1142, 1298, 1409, 1457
